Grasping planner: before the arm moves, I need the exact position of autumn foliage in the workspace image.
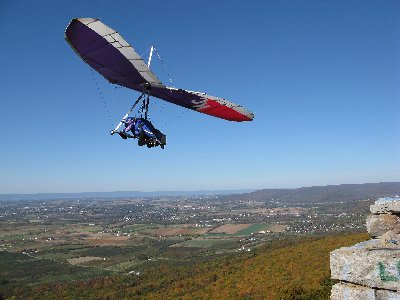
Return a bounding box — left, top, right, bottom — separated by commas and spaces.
3, 233, 368, 300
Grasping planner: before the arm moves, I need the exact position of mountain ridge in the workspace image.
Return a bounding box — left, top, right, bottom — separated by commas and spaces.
1, 182, 399, 202
218, 182, 400, 204
0, 189, 255, 201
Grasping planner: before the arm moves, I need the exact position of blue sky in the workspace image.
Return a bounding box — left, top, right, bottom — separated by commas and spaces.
0, 0, 399, 193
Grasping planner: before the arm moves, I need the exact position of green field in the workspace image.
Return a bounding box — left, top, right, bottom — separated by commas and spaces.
234, 223, 273, 236
0, 251, 111, 287
205, 223, 274, 237
114, 224, 159, 233
78, 225, 103, 233
0, 233, 31, 241
173, 238, 239, 250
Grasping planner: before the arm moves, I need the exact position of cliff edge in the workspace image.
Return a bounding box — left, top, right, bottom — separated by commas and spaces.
330, 197, 400, 299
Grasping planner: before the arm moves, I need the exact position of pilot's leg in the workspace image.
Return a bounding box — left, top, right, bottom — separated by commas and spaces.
138, 131, 146, 146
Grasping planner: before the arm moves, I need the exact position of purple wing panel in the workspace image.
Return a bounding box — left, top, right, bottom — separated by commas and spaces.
65, 18, 162, 89
150, 87, 254, 122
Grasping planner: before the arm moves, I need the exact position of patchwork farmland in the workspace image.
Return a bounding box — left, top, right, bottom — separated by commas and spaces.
0, 190, 371, 298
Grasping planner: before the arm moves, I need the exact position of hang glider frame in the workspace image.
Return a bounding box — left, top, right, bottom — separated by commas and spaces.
110, 86, 151, 135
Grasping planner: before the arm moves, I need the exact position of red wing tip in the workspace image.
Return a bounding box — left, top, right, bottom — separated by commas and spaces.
197, 99, 254, 122
230, 110, 254, 122
231, 115, 253, 122
244, 113, 255, 121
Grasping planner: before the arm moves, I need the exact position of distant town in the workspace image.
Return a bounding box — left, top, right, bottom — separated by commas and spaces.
0, 192, 370, 256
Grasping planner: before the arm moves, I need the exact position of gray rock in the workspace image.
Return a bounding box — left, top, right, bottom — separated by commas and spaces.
381, 231, 400, 247
331, 282, 400, 299
330, 240, 400, 291
376, 289, 400, 300
367, 214, 400, 237
331, 282, 375, 300
371, 197, 400, 214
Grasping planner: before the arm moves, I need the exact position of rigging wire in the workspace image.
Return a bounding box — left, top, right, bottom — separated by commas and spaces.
139, 46, 152, 60
146, 46, 191, 128
159, 107, 189, 128
157, 59, 190, 127
89, 45, 188, 130
153, 47, 175, 87
90, 68, 113, 127
110, 85, 122, 123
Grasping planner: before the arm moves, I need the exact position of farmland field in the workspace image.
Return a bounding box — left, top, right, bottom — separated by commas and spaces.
67, 256, 103, 265
170, 238, 239, 250
269, 224, 288, 233
154, 226, 210, 236
235, 223, 274, 235
209, 224, 251, 234
208, 223, 286, 236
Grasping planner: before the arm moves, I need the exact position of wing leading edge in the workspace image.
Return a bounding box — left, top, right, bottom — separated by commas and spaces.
65, 18, 254, 122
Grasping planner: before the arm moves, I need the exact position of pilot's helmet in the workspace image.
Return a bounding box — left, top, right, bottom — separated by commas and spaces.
126, 117, 135, 123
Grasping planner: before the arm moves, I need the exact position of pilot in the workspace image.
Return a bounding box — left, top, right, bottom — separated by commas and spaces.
119, 117, 166, 149
122, 117, 139, 137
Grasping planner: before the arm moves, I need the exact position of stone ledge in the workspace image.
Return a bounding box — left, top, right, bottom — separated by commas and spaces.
381, 231, 400, 247
367, 214, 400, 237
331, 283, 400, 300
330, 240, 400, 291
375, 289, 400, 300
371, 197, 400, 215
331, 282, 375, 300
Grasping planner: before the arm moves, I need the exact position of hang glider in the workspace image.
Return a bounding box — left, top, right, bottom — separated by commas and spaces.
65, 18, 254, 122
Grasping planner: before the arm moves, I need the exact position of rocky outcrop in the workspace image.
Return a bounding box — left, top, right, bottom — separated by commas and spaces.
330, 196, 400, 300
366, 214, 400, 238
370, 198, 400, 214
332, 282, 400, 300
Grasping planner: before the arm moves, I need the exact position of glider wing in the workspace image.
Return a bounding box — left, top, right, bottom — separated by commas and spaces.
65, 18, 162, 89
149, 86, 254, 122
65, 18, 254, 122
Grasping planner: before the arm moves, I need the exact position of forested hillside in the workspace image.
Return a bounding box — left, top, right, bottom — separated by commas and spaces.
3, 233, 369, 300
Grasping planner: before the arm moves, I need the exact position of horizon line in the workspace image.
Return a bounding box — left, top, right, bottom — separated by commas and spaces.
1, 181, 399, 196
